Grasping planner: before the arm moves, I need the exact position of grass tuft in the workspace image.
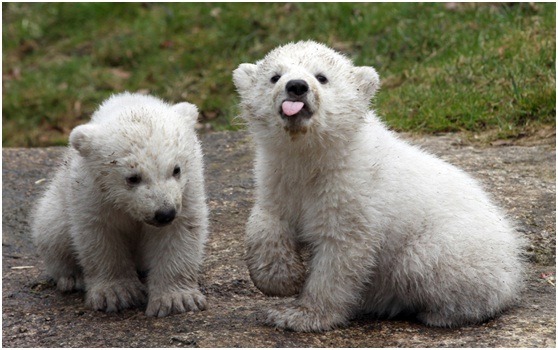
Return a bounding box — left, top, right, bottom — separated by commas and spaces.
2, 3, 555, 146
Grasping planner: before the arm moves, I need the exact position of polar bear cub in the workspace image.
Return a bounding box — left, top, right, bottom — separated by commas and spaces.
32, 92, 208, 317
233, 41, 525, 332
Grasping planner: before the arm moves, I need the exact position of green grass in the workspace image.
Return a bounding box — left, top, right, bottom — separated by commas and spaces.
2, 3, 555, 147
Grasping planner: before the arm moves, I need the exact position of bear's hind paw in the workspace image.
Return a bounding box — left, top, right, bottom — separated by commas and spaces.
56, 274, 84, 292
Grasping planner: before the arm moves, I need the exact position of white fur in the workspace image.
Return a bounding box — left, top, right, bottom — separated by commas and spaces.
31, 92, 208, 317
234, 41, 525, 332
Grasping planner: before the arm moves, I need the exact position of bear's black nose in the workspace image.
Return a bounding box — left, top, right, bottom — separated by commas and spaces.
286, 80, 309, 97
154, 208, 176, 225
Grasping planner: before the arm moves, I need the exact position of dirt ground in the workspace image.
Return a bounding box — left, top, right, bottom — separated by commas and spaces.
2, 130, 556, 347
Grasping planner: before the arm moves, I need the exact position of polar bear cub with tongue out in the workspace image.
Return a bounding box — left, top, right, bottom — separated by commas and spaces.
233, 41, 524, 332
31, 92, 208, 317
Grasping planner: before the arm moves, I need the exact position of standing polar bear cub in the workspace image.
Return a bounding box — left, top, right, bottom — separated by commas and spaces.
234, 41, 525, 332
32, 92, 208, 317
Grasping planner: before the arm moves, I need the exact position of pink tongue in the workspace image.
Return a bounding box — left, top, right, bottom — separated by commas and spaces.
282, 101, 304, 116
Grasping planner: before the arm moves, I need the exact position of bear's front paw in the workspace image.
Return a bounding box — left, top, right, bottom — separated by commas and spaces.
247, 256, 305, 297
146, 288, 206, 317
266, 302, 347, 332
86, 279, 147, 313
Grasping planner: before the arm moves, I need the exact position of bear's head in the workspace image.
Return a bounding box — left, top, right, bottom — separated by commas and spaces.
233, 41, 380, 140
69, 93, 201, 227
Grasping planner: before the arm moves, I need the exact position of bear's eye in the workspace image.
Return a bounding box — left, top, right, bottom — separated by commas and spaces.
316, 74, 328, 84
270, 75, 281, 84
173, 165, 181, 178
126, 174, 142, 186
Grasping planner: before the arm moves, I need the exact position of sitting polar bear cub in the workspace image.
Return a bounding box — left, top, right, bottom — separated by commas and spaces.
32, 92, 208, 317
233, 41, 525, 332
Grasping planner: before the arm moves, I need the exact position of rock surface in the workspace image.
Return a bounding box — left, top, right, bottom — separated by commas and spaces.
2, 131, 555, 347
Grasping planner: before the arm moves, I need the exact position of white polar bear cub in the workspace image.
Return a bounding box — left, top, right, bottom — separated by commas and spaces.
233, 41, 525, 332
31, 92, 208, 317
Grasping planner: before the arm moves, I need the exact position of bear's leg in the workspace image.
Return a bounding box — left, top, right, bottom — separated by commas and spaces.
33, 195, 83, 292
142, 220, 206, 317
389, 222, 523, 327
415, 295, 500, 327
245, 204, 306, 297
266, 224, 378, 332
36, 229, 84, 292
411, 260, 521, 327
41, 234, 84, 292
71, 221, 146, 313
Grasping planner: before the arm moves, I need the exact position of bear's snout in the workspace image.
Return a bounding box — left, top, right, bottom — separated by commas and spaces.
279, 79, 316, 135
153, 208, 177, 226
286, 80, 309, 98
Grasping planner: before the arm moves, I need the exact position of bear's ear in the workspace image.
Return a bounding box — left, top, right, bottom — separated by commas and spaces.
172, 102, 199, 127
69, 124, 99, 157
233, 63, 258, 95
352, 66, 380, 98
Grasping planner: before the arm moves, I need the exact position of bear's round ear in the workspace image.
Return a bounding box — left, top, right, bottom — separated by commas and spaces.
172, 102, 199, 127
233, 63, 257, 95
69, 124, 98, 157
352, 66, 381, 98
